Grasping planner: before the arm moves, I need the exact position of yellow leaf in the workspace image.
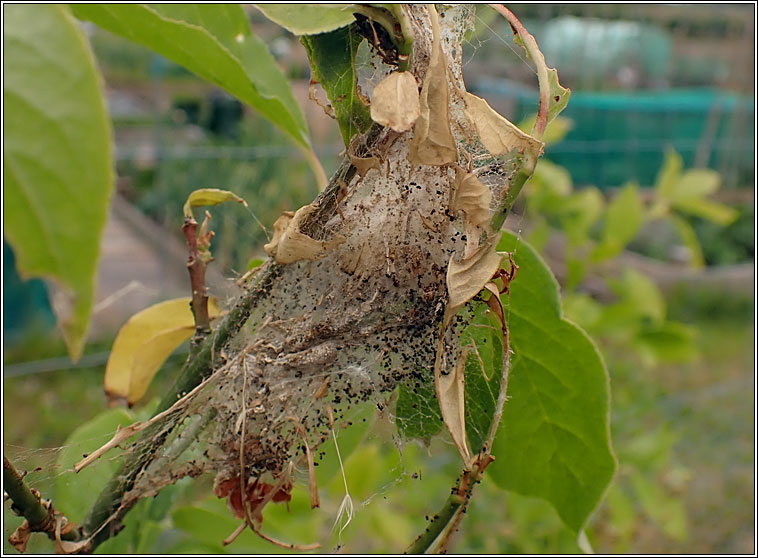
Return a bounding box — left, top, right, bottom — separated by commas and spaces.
370, 71, 420, 132
104, 297, 223, 405
436, 345, 473, 468
464, 92, 544, 158
409, 6, 458, 166
183, 188, 248, 218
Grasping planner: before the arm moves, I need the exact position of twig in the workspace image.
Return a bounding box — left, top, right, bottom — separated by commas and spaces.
182, 214, 212, 339
291, 418, 320, 509
404, 475, 468, 555
405, 453, 496, 555
74, 359, 230, 473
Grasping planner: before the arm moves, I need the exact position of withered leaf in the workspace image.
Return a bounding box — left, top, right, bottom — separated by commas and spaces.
446, 232, 502, 311
9, 521, 32, 553
436, 345, 473, 468
370, 71, 420, 132
54, 518, 90, 554
453, 166, 492, 228
264, 205, 344, 264
464, 92, 544, 158
409, 7, 458, 166
349, 154, 381, 179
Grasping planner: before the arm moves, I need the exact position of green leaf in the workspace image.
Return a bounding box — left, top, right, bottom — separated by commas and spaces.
671, 214, 705, 268
71, 4, 311, 151
607, 268, 666, 326
302, 27, 372, 145
673, 197, 737, 226
559, 188, 604, 246
315, 401, 376, 486
133, 519, 165, 554
591, 182, 645, 262
603, 484, 637, 549
546, 68, 571, 126
255, 4, 357, 35
565, 255, 587, 290
55, 408, 135, 524
525, 218, 551, 253
172, 499, 265, 551
629, 470, 688, 541
395, 303, 504, 453
395, 368, 443, 441
3, 4, 114, 360
562, 292, 603, 332
247, 257, 265, 271
490, 231, 616, 533
461, 304, 504, 454
674, 168, 721, 199
94, 499, 150, 554
654, 147, 684, 199
635, 321, 698, 364
525, 160, 572, 213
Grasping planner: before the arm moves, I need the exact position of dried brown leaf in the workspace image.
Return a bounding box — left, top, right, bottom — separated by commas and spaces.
54, 517, 90, 554
9, 520, 32, 553
436, 345, 473, 468
446, 233, 502, 311
370, 71, 420, 132
464, 92, 544, 158
263, 205, 344, 264
409, 7, 458, 166
453, 166, 492, 228
349, 154, 381, 179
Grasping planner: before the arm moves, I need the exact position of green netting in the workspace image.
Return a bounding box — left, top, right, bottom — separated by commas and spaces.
474, 79, 755, 188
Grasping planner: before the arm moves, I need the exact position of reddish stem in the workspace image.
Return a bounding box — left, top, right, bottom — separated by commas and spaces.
489, 4, 550, 138
182, 217, 210, 334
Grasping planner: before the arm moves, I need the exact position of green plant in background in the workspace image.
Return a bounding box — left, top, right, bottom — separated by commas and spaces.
512, 115, 745, 550
518, 115, 736, 366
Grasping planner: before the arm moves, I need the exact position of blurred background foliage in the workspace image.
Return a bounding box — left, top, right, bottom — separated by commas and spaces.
3, 3, 754, 555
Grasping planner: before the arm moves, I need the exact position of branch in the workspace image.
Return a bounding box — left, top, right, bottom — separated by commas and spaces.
4, 457, 78, 552
78, 124, 388, 552
406, 298, 512, 554
78, 260, 281, 550
405, 454, 496, 554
